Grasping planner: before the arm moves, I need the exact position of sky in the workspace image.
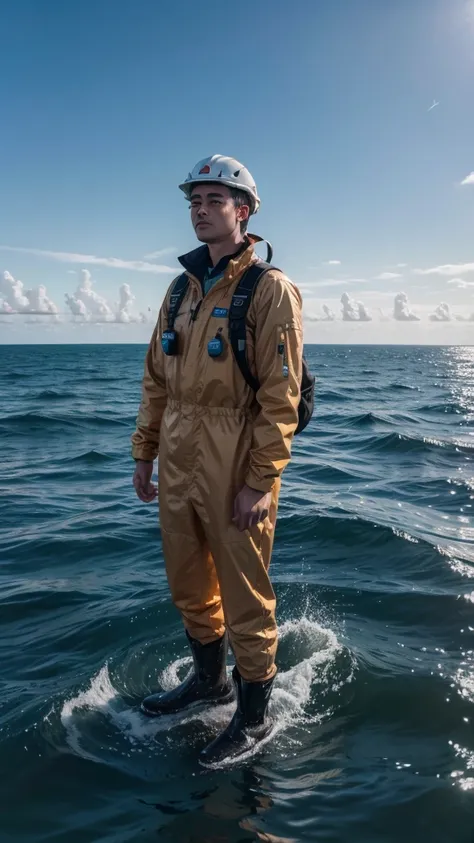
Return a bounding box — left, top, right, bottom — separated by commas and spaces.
1, 0, 474, 345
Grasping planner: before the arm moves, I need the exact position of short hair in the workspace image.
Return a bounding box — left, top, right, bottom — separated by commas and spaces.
229, 187, 251, 234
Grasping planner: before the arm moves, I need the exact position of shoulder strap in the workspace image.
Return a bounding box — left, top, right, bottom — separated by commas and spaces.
229, 260, 276, 393
167, 273, 189, 329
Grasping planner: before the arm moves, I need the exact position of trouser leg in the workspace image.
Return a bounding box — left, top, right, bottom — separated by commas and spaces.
198, 480, 280, 683
160, 497, 226, 643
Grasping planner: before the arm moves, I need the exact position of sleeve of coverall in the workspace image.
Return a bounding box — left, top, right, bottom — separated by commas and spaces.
130, 303, 168, 462
245, 273, 304, 493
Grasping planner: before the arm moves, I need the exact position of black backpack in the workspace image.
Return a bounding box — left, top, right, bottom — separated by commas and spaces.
166, 260, 315, 435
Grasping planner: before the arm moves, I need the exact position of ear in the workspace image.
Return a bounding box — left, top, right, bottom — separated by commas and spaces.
236, 204, 250, 224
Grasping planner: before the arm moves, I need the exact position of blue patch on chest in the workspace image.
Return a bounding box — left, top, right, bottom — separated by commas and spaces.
211, 307, 229, 318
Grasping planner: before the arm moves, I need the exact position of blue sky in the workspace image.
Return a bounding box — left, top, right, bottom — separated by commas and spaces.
1, 0, 474, 343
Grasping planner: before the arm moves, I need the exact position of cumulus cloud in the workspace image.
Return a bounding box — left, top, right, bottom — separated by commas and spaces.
323, 260, 341, 266
0, 271, 59, 318
322, 304, 336, 321
430, 302, 451, 322
461, 172, 474, 186
0, 245, 177, 275
69, 269, 114, 321
64, 293, 88, 319
341, 292, 371, 321
115, 283, 136, 323
393, 292, 420, 322
1, 266, 152, 327
375, 272, 401, 281
447, 278, 474, 289
304, 304, 337, 322
454, 313, 474, 322
64, 270, 149, 324
414, 262, 474, 276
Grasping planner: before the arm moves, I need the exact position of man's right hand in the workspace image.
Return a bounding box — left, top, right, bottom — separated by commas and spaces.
133, 460, 158, 503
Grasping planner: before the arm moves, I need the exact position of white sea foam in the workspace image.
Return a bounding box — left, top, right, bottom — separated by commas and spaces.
59, 616, 354, 766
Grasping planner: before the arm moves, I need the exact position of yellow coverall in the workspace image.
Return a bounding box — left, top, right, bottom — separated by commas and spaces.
131, 237, 303, 682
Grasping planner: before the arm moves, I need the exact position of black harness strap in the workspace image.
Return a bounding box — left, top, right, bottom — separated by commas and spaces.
229, 260, 277, 393
167, 273, 190, 328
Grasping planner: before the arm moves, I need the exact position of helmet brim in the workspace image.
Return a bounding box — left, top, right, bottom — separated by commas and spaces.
178, 178, 260, 214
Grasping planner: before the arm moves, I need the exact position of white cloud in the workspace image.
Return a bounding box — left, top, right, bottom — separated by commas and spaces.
71, 269, 114, 320
304, 304, 336, 322
393, 292, 420, 322
143, 247, 177, 260
447, 278, 474, 289
0, 245, 178, 275
0, 271, 59, 318
414, 262, 474, 276
341, 292, 371, 321
64, 270, 150, 324
461, 172, 474, 186
116, 283, 136, 323
454, 312, 474, 322
323, 260, 341, 266
1, 267, 153, 327
322, 304, 336, 321
65, 293, 88, 319
430, 302, 451, 322
375, 272, 401, 281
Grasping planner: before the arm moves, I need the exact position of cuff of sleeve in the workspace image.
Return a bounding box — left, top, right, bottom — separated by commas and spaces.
244, 469, 277, 494
131, 446, 158, 462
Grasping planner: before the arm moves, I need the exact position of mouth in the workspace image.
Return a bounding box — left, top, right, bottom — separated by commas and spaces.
196, 221, 211, 229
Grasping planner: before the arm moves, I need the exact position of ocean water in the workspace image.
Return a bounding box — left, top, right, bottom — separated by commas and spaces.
1, 342, 473, 843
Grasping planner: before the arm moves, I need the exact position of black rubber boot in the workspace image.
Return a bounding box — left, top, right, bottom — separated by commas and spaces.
199, 666, 275, 764
141, 631, 234, 717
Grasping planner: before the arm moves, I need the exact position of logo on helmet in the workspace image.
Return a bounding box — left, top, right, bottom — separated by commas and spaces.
199, 165, 211, 174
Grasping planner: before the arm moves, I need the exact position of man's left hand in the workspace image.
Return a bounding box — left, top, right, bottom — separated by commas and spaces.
232, 484, 272, 532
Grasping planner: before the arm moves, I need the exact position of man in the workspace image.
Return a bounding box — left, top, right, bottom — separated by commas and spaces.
131, 154, 304, 763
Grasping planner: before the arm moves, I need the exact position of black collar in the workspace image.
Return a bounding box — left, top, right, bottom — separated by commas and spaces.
178, 239, 250, 283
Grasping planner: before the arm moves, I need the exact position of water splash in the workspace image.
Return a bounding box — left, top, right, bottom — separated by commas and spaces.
58, 616, 354, 767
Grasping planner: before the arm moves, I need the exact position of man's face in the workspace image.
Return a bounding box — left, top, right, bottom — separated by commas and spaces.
190, 184, 249, 243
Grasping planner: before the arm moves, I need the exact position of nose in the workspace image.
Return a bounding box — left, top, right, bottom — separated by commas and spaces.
197, 206, 208, 217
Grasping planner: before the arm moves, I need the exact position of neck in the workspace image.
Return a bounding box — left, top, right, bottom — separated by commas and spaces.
208, 233, 246, 267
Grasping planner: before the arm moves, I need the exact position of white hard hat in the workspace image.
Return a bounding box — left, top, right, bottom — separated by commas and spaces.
179, 154, 260, 213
